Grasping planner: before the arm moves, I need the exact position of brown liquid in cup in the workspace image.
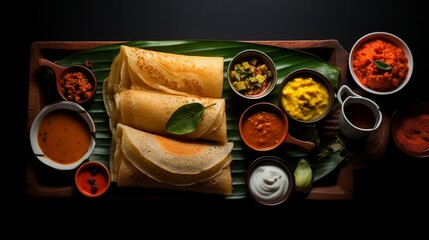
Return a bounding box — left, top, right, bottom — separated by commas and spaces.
344, 103, 376, 129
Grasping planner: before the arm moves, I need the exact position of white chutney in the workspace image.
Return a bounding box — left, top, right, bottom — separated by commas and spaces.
249, 164, 289, 201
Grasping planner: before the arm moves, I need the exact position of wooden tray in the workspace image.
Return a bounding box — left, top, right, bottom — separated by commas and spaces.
26, 40, 390, 201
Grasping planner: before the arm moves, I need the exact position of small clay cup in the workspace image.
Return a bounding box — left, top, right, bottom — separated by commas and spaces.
38, 58, 97, 105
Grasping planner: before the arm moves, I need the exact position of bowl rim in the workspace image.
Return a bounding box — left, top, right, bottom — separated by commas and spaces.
349, 31, 414, 95
246, 156, 295, 206
390, 101, 429, 158
29, 101, 96, 170
227, 49, 277, 100
277, 68, 335, 123
75, 161, 111, 197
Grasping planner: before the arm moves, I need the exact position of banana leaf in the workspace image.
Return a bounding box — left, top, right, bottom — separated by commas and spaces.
56, 40, 349, 199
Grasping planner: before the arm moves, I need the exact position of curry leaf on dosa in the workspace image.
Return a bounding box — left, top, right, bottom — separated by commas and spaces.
166, 103, 217, 135
56, 40, 344, 199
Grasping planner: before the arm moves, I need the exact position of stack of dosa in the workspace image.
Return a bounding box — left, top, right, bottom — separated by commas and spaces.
103, 45, 233, 195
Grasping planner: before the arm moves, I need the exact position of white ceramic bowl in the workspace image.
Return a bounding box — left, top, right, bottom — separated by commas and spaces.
30, 101, 96, 170
349, 32, 413, 95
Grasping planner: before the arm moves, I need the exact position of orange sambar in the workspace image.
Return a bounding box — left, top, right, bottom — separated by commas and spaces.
37, 109, 92, 165
241, 111, 286, 150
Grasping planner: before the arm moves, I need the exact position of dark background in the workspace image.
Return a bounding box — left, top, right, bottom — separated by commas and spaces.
11, 0, 429, 228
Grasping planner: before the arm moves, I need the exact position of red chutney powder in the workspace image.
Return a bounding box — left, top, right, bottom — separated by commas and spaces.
394, 112, 429, 153
61, 71, 94, 102
353, 39, 409, 91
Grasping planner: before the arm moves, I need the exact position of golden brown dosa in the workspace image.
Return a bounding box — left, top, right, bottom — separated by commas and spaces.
103, 45, 224, 114
107, 89, 227, 143
117, 158, 233, 195
110, 124, 233, 195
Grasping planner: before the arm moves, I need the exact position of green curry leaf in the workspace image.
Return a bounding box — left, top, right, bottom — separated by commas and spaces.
165, 103, 216, 135
374, 60, 392, 71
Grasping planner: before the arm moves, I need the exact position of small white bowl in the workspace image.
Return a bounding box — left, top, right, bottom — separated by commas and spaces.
349, 32, 413, 95
30, 101, 96, 170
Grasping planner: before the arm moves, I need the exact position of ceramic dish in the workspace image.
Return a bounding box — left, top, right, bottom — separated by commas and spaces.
349, 32, 413, 95
246, 156, 295, 206
29, 101, 96, 170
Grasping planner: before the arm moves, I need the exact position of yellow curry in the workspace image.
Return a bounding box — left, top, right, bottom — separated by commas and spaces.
280, 77, 329, 121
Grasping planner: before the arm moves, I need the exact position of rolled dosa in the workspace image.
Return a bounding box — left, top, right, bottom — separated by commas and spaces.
109, 89, 228, 143
103, 45, 224, 114
111, 124, 233, 195
117, 158, 233, 195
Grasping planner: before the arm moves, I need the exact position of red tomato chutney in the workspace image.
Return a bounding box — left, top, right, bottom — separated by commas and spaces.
352, 39, 409, 91
241, 111, 286, 149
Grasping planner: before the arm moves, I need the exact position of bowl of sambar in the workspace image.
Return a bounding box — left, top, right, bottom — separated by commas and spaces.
29, 101, 96, 170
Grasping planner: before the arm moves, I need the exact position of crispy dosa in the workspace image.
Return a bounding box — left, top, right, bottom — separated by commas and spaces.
103, 45, 224, 112
117, 158, 233, 195
108, 89, 228, 143
111, 124, 233, 195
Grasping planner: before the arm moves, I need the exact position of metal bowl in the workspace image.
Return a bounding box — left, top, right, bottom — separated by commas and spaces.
227, 49, 277, 100
278, 68, 335, 123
